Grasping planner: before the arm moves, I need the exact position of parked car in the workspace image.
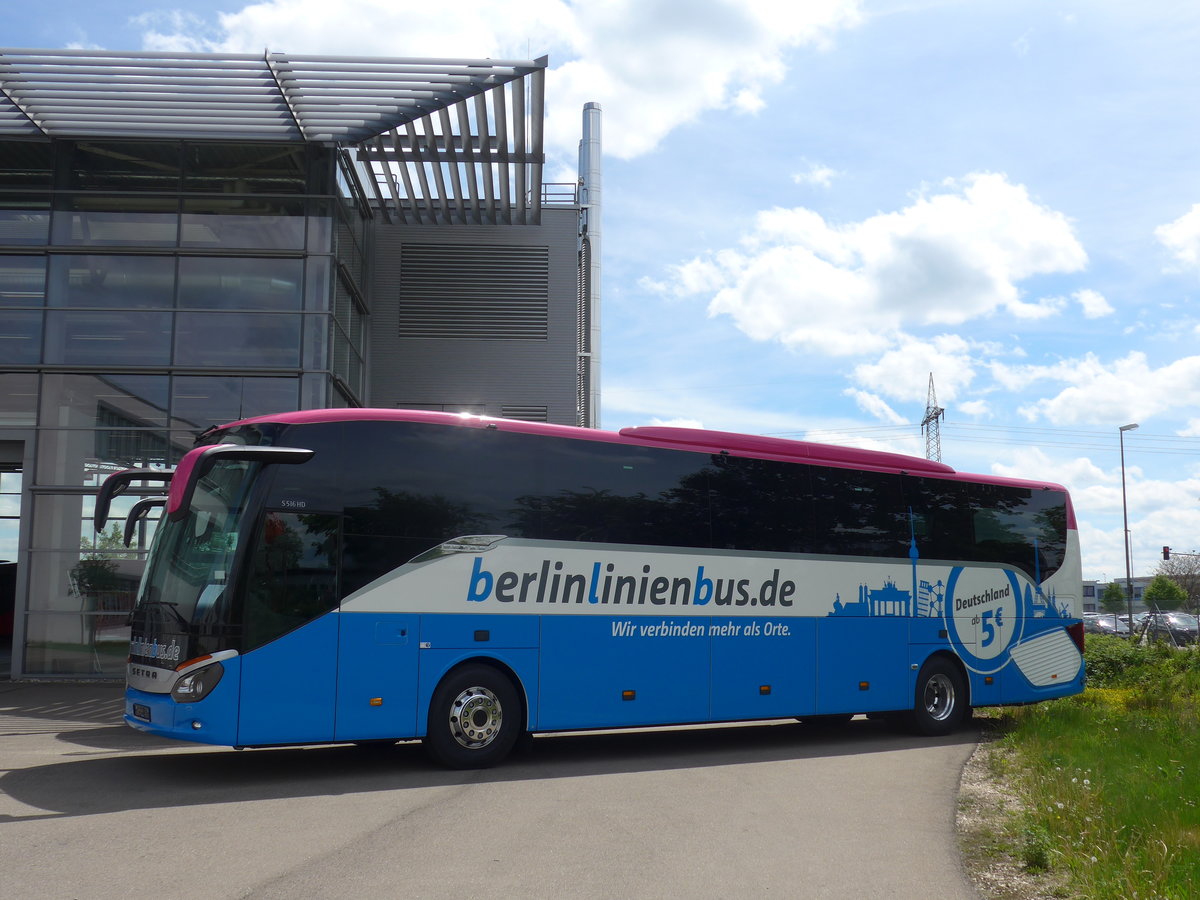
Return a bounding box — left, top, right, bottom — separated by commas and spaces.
1082, 613, 1131, 637
1141, 611, 1200, 646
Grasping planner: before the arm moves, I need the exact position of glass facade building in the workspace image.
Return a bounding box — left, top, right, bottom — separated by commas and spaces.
0, 138, 370, 675
0, 49, 593, 679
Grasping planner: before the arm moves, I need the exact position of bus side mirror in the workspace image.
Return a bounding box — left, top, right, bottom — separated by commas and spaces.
167, 445, 315, 522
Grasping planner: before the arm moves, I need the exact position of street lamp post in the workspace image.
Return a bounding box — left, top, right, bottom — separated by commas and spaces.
1120, 423, 1139, 630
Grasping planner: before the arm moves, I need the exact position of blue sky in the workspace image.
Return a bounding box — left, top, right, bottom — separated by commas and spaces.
7, 0, 1200, 582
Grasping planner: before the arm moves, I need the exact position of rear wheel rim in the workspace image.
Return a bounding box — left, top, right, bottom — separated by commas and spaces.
923, 673, 956, 722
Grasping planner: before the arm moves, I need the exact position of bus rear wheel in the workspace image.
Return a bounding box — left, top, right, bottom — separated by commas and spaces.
911, 657, 967, 736
425, 664, 522, 769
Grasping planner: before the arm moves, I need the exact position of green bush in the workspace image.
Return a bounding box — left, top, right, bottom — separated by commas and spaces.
1083, 634, 1200, 689
1020, 819, 1053, 871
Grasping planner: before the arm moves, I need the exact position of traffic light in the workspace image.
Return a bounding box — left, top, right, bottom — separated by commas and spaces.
1163, 546, 1171, 560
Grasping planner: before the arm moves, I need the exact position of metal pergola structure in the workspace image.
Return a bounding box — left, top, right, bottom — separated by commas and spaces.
0, 48, 550, 224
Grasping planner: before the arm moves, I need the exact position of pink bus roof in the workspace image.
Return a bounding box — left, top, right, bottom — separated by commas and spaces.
221, 408, 1075, 525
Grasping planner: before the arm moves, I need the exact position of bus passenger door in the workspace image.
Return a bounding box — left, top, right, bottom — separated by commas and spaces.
237, 511, 341, 746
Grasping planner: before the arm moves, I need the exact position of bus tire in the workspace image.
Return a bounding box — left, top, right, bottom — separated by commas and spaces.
425, 664, 523, 769
911, 657, 967, 736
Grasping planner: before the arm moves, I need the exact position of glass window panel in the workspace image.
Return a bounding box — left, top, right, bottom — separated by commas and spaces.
36, 429, 172, 487
332, 325, 351, 383
0, 196, 50, 245
0, 310, 42, 364
48, 254, 176, 308
22, 612, 131, 676
0, 520, 20, 560
170, 376, 299, 429
51, 195, 179, 246
303, 313, 330, 370
183, 142, 307, 194
0, 470, 22, 494
173, 312, 301, 368
348, 351, 364, 400
0, 374, 38, 427
44, 309, 172, 366
72, 497, 161, 557
334, 214, 365, 290
240, 377, 299, 419
307, 147, 336, 195
0, 140, 54, 188
171, 376, 242, 429
300, 373, 329, 409
307, 202, 333, 253
31, 492, 87, 552
68, 141, 182, 192
178, 257, 303, 310
39, 374, 169, 429
304, 255, 332, 312
0, 255, 46, 305
180, 197, 306, 250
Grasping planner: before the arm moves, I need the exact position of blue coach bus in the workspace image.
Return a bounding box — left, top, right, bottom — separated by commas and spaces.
100, 410, 1085, 767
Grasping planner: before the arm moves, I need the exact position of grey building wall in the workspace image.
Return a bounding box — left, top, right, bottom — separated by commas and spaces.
367, 207, 582, 424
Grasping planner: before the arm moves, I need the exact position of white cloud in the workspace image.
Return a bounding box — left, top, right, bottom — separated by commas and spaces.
134, 11, 223, 50
658, 172, 1086, 356
957, 399, 990, 417
1073, 288, 1115, 318
136, 0, 865, 161
1012, 351, 1200, 425
843, 389, 907, 424
991, 446, 1109, 491
851, 334, 979, 405
793, 160, 839, 188
1155, 203, 1200, 270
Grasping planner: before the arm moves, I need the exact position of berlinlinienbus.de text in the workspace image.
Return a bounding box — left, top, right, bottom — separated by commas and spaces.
466, 557, 798, 607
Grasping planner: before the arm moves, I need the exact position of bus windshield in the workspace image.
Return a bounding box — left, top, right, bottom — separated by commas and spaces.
133, 459, 261, 650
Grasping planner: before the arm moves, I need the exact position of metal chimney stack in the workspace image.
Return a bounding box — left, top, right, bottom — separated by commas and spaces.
577, 102, 602, 427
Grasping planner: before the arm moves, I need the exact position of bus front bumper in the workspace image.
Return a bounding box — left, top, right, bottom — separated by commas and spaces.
125, 681, 239, 747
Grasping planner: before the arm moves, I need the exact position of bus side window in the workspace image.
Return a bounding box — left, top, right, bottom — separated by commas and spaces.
903, 477, 972, 563
243, 511, 340, 651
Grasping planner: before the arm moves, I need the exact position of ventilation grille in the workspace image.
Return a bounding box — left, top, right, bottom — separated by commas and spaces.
398, 244, 549, 340
501, 405, 549, 422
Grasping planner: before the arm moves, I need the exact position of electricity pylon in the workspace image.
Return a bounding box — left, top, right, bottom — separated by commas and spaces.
921, 373, 945, 462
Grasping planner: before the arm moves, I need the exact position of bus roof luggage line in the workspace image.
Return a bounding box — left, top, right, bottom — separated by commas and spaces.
94, 468, 174, 532
124, 497, 167, 547
168, 444, 315, 522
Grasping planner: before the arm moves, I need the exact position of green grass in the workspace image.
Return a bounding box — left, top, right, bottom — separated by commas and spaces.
989, 636, 1200, 899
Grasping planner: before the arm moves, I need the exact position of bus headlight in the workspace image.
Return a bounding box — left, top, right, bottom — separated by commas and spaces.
171, 662, 224, 703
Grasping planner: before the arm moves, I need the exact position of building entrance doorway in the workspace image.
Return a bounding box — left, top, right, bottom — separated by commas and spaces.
0, 444, 23, 679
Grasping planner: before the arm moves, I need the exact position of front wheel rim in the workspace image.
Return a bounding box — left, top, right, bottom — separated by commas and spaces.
448, 685, 503, 749
923, 673, 956, 722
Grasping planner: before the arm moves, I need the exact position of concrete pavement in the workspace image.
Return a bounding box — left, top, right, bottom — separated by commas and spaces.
1, 680, 982, 899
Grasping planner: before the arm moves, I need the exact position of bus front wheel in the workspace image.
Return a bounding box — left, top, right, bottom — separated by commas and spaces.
425, 664, 522, 769
911, 657, 967, 736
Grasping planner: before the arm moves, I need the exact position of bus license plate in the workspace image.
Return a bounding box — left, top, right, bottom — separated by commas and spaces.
133, 703, 151, 722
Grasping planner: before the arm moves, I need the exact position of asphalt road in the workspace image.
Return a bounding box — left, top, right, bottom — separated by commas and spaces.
1, 682, 982, 899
